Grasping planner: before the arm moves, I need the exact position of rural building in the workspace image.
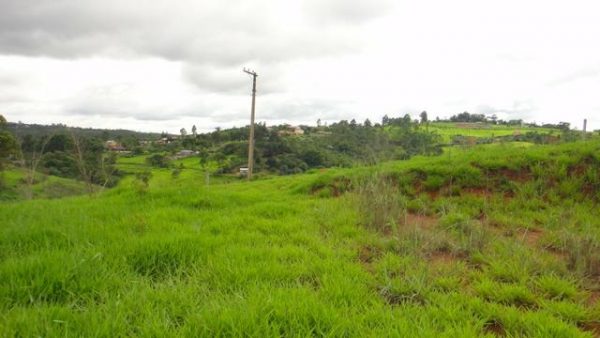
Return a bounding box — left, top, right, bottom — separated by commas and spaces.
278, 125, 304, 136
104, 140, 127, 152
173, 149, 197, 159
155, 137, 173, 145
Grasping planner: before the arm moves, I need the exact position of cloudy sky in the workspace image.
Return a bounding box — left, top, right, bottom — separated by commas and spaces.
1, 0, 599, 133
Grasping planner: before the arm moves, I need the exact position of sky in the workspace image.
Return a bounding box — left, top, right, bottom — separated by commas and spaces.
0, 0, 599, 133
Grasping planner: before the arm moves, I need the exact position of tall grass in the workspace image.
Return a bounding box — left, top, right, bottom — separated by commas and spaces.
1, 139, 599, 336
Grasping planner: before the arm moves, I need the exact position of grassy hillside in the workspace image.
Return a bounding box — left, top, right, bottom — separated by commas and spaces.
1, 140, 599, 336
427, 122, 559, 143
0, 169, 92, 201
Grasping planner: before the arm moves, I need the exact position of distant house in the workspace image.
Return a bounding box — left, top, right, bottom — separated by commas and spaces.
173, 149, 198, 159
278, 125, 305, 136
155, 137, 173, 145
105, 140, 127, 152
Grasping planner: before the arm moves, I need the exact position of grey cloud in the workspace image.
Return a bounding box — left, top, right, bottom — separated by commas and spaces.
61, 87, 246, 123
182, 64, 286, 94
63, 84, 181, 121
0, 0, 379, 66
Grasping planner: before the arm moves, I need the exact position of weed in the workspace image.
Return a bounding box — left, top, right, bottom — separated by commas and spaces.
356, 173, 407, 232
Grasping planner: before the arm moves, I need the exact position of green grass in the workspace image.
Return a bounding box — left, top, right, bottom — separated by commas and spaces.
0, 169, 91, 201
1, 139, 600, 336
117, 153, 218, 175
427, 122, 559, 142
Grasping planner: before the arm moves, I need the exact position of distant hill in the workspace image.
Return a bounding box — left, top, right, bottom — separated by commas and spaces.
6, 122, 164, 140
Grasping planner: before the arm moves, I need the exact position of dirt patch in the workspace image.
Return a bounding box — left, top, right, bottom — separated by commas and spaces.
498, 168, 532, 183
516, 228, 543, 247
428, 250, 458, 266
426, 190, 440, 200
358, 245, 381, 265
588, 290, 600, 306
579, 321, 600, 338
545, 247, 569, 262
358, 245, 382, 274
483, 319, 506, 337
463, 187, 493, 198
568, 155, 597, 176
401, 213, 439, 230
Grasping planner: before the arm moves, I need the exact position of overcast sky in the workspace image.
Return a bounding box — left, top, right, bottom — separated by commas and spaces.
1, 0, 599, 133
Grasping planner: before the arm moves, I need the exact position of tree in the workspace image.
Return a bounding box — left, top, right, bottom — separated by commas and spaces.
0, 115, 18, 172
450, 112, 486, 123
146, 153, 171, 168
382, 115, 390, 126
45, 134, 73, 153
198, 149, 209, 169
558, 122, 570, 131
70, 131, 104, 195
180, 128, 187, 138
192, 125, 197, 137
17, 132, 55, 199
420, 111, 428, 124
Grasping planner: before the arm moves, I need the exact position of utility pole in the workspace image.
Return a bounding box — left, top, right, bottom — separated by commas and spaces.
243, 68, 258, 180
583, 119, 587, 140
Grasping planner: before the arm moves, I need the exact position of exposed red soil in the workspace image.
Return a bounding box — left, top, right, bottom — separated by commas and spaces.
455, 123, 483, 129
428, 250, 458, 266
426, 190, 440, 200
497, 168, 533, 183
579, 321, 600, 338
358, 245, 381, 265
568, 156, 596, 176
588, 290, 600, 306
516, 227, 543, 246
486, 218, 506, 229
401, 213, 439, 230
463, 187, 493, 198
545, 247, 569, 261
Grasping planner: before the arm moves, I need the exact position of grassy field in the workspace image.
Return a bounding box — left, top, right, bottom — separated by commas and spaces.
427, 122, 559, 142
1, 140, 600, 336
0, 169, 91, 201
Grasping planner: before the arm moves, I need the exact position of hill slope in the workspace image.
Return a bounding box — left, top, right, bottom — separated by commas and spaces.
1, 140, 599, 336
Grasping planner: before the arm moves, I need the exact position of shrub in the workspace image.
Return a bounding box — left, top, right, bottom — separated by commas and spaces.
133, 170, 152, 194
146, 153, 171, 168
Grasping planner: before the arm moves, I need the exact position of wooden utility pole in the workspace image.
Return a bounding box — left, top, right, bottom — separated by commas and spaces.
243, 68, 258, 180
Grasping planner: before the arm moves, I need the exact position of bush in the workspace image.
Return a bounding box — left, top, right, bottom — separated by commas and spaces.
133, 170, 152, 194
146, 154, 171, 168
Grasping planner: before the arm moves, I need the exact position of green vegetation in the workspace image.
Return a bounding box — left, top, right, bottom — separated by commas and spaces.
428, 122, 559, 143
1, 135, 599, 336
0, 169, 93, 201
0, 115, 19, 188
